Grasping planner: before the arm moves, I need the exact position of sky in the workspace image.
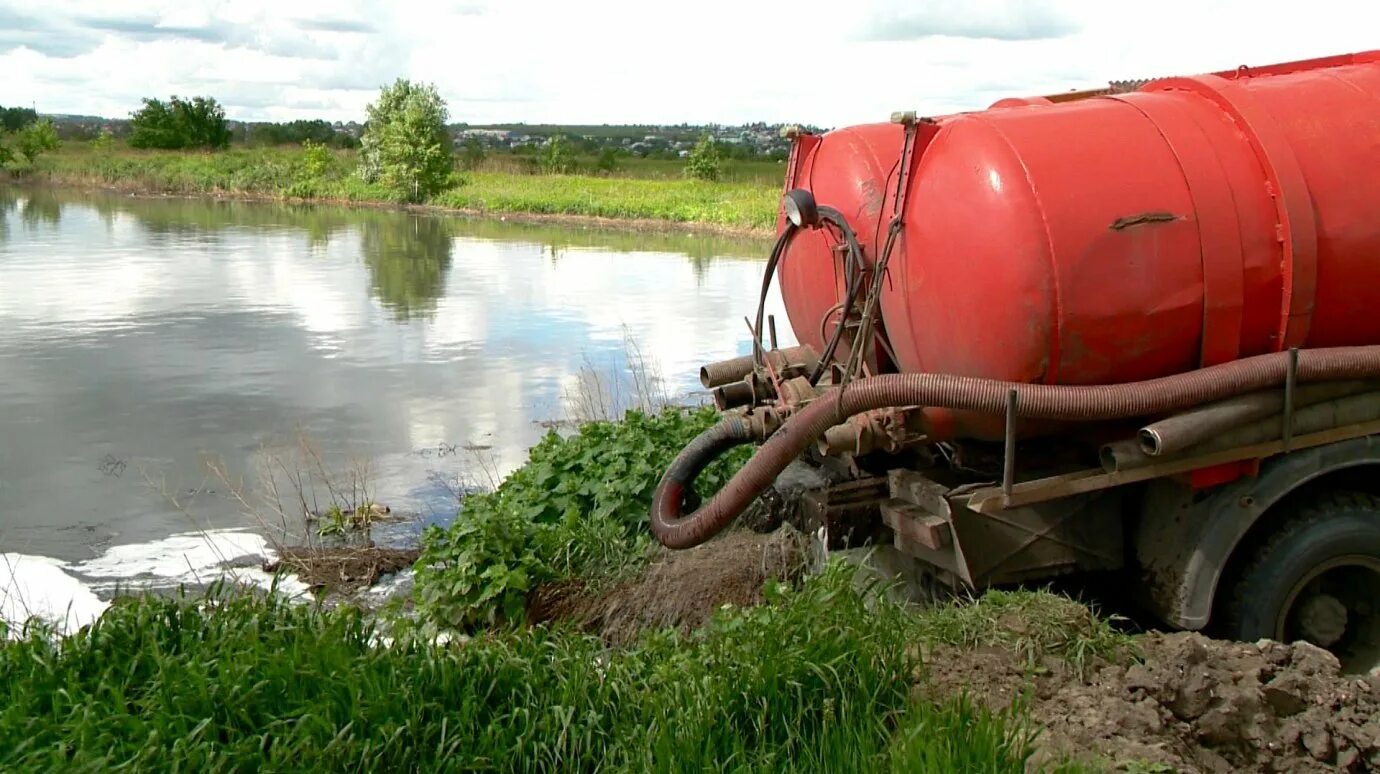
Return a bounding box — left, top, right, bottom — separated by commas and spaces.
0, 0, 1377, 127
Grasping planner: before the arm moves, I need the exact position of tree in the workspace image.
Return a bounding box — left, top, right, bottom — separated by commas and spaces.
685, 133, 721, 181
539, 134, 575, 174
0, 106, 37, 133
596, 146, 619, 173
358, 79, 453, 202
461, 136, 486, 170
128, 96, 230, 150
16, 119, 60, 162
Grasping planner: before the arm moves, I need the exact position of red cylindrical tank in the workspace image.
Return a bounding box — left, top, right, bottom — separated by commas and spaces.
779, 51, 1380, 440
777, 123, 901, 356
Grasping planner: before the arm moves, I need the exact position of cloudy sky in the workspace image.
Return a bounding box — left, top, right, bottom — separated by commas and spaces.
1, 0, 1377, 126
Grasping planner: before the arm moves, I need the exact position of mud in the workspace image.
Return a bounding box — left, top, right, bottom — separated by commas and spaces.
263, 546, 420, 594
923, 632, 1380, 772
528, 527, 807, 646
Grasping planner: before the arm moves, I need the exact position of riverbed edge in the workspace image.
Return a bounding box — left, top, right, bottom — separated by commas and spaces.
4, 175, 778, 240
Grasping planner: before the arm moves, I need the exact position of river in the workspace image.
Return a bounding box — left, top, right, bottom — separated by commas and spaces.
0, 186, 790, 606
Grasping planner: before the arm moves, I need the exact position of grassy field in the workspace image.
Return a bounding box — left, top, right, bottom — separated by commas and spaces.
22, 143, 781, 232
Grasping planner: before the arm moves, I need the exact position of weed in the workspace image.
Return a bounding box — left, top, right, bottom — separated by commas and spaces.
0, 563, 1032, 771
416, 407, 749, 630
915, 589, 1135, 677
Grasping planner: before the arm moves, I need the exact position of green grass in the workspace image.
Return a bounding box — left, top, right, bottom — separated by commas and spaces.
22, 142, 780, 231
0, 566, 1036, 772
915, 589, 1134, 678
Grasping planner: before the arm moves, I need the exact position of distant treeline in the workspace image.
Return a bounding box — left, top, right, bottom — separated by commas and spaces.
0, 106, 39, 133
238, 119, 359, 148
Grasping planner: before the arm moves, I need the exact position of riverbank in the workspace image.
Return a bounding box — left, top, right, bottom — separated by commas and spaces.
15, 144, 780, 236
5, 405, 1377, 770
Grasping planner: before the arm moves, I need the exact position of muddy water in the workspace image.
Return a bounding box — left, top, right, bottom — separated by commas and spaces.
0, 186, 791, 562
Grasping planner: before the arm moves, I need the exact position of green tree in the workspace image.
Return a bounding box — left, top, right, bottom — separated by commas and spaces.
685, 133, 721, 181
540, 134, 575, 174
596, 146, 619, 174
0, 106, 37, 133
128, 96, 230, 150
461, 136, 486, 170
16, 119, 59, 162
0, 144, 14, 169
300, 138, 332, 179
92, 129, 114, 152
358, 79, 453, 202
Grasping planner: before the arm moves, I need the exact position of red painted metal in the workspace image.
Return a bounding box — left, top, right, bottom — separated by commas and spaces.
776, 123, 901, 354
777, 50, 1380, 441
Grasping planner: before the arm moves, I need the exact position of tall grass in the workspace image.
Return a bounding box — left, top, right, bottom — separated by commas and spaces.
0, 565, 1035, 772
27, 143, 779, 231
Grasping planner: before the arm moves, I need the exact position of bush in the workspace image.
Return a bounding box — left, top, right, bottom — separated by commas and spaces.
357, 79, 453, 202
540, 134, 576, 174
416, 407, 748, 630
128, 96, 231, 150
16, 119, 59, 162
685, 133, 721, 181
299, 138, 332, 180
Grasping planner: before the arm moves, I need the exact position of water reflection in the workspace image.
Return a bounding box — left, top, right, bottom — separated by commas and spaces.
359, 214, 453, 320
19, 187, 60, 229
0, 186, 789, 559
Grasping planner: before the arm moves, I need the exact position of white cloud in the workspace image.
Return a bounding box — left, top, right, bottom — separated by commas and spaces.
0, 0, 1377, 125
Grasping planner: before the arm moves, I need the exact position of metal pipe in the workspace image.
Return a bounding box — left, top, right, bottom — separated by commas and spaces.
699, 345, 814, 389
1103, 390, 1380, 473
1136, 380, 1377, 455
711, 380, 756, 411
652, 345, 1380, 549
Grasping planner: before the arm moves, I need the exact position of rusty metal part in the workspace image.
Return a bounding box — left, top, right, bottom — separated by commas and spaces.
651, 345, 1380, 549
970, 418, 1380, 515
799, 477, 888, 549
1138, 380, 1376, 455
698, 345, 817, 390
711, 380, 756, 411
887, 470, 1124, 589
1104, 390, 1380, 472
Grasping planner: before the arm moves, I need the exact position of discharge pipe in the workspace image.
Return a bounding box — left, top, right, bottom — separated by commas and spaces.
651, 346, 1380, 549
1137, 380, 1377, 456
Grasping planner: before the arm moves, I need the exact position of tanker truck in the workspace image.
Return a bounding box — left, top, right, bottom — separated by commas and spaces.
650, 51, 1380, 671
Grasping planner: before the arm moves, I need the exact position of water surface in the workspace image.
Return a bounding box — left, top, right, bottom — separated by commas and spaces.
0, 186, 789, 561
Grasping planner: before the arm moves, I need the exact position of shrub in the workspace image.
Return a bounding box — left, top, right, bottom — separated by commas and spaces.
128, 96, 231, 150
416, 407, 748, 630
685, 133, 721, 181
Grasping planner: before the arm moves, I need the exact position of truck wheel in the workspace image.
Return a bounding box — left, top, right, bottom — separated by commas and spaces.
1222, 490, 1380, 674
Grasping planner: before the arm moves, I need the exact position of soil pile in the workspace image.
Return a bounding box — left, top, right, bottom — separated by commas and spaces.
924, 631, 1380, 772
528, 528, 807, 646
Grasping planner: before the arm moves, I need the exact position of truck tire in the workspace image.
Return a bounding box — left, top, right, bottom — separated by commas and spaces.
1221, 490, 1380, 673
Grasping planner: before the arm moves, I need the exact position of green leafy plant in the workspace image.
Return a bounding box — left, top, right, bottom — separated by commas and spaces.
460, 136, 486, 170
540, 134, 576, 174
357, 79, 453, 202
15, 119, 59, 163
685, 132, 722, 181
416, 407, 749, 630
128, 95, 231, 150
299, 138, 332, 180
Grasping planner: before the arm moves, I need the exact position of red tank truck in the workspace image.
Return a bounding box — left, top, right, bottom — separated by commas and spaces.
651, 51, 1380, 671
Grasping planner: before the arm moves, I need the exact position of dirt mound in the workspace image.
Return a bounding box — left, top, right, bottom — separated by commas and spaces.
528, 528, 807, 646
924, 631, 1380, 772
264, 546, 420, 593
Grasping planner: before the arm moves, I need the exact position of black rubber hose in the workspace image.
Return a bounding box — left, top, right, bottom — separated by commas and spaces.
752, 224, 797, 368
648, 415, 755, 549
809, 206, 867, 384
